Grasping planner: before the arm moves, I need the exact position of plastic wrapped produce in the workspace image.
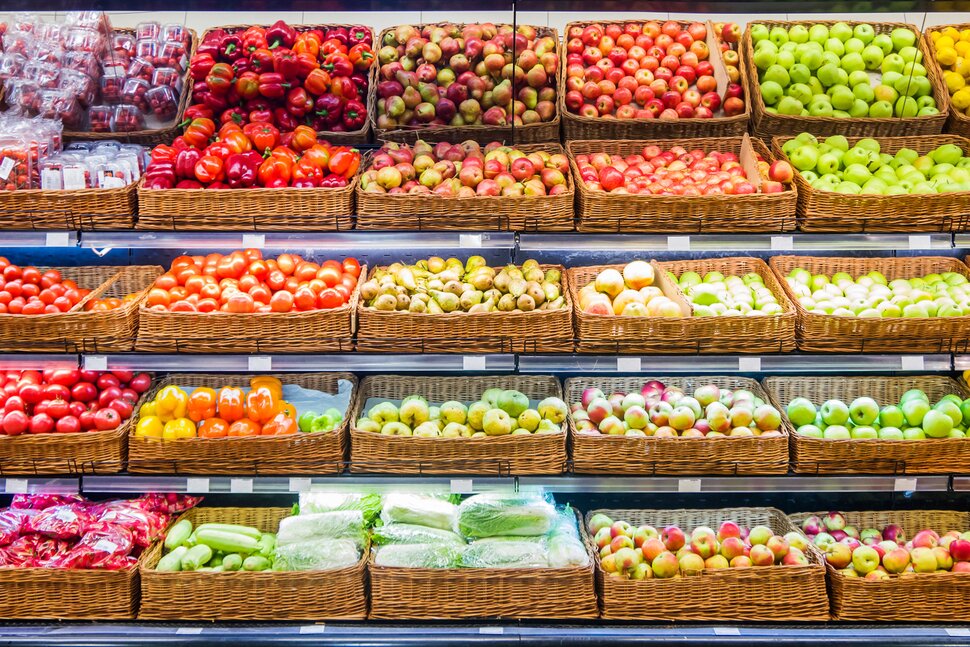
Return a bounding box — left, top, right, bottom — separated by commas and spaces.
380, 493, 458, 531
371, 523, 465, 546
456, 492, 557, 538
24, 504, 95, 540
373, 543, 464, 568
273, 538, 359, 571
547, 535, 589, 568
297, 492, 381, 525
461, 539, 548, 568
276, 510, 367, 549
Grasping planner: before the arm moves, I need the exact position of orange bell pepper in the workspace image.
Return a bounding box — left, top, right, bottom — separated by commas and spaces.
261, 412, 298, 436
246, 385, 280, 425
217, 386, 245, 422
198, 417, 229, 439
249, 376, 283, 400
187, 387, 217, 422
228, 419, 261, 437
278, 401, 297, 419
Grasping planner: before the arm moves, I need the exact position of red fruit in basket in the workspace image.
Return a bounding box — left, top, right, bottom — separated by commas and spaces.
79, 409, 98, 432
71, 382, 98, 403
96, 374, 121, 390
119, 388, 139, 405
69, 401, 86, 418
98, 386, 123, 409
2, 409, 28, 435
18, 383, 43, 405
128, 373, 152, 394
44, 384, 71, 401
108, 398, 134, 419
4, 396, 24, 413
79, 369, 100, 383
49, 369, 80, 387
111, 370, 134, 383
56, 415, 81, 434
45, 398, 70, 420
94, 408, 121, 431
29, 413, 54, 435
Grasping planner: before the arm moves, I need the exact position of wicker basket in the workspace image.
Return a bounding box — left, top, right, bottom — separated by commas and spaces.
769, 255, 970, 353
139, 507, 368, 621
64, 28, 198, 147
590, 507, 829, 621
745, 20, 949, 138
356, 264, 572, 354
772, 134, 970, 232
565, 376, 789, 475
560, 20, 751, 141
349, 374, 567, 475
128, 372, 356, 475
135, 266, 361, 353
790, 509, 970, 621
372, 23, 560, 145
69, 264, 163, 352
356, 144, 574, 232
0, 183, 136, 230
570, 136, 798, 233
764, 375, 970, 474
925, 23, 970, 138
368, 509, 597, 619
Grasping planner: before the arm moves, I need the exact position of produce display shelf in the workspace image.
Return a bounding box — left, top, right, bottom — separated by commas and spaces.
0, 232, 78, 248
950, 477, 970, 491
519, 475, 951, 493
81, 475, 518, 494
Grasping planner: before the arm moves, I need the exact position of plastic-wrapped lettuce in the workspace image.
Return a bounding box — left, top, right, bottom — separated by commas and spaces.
457, 492, 557, 538
373, 543, 464, 568
298, 492, 382, 525
544, 504, 589, 568
276, 510, 368, 549
371, 523, 465, 546
462, 539, 548, 568
380, 493, 458, 531
273, 538, 360, 571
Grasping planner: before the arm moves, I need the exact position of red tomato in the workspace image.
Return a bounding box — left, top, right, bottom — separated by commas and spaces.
226, 292, 255, 313
317, 266, 341, 288
21, 301, 44, 315
266, 270, 286, 291
242, 248, 263, 263
40, 270, 61, 288
238, 274, 259, 293
248, 260, 269, 280
184, 275, 206, 294
155, 273, 178, 290
294, 262, 320, 282
2, 265, 21, 281
342, 258, 361, 278
56, 415, 81, 433
21, 267, 41, 285
317, 288, 344, 309
29, 413, 54, 434
3, 410, 28, 435
270, 290, 294, 312
333, 284, 351, 301
249, 285, 271, 304
46, 398, 70, 419
21, 283, 39, 298
293, 286, 316, 311
71, 382, 97, 402
170, 300, 198, 312
277, 253, 297, 275
146, 289, 170, 308
197, 298, 220, 313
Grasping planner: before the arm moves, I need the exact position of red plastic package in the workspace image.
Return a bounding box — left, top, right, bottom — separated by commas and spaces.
0, 508, 36, 545
47, 524, 134, 569
24, 503, 95, 540
95, 502, 169, 548
134, 493, 202, 514
10, 493, 84, 510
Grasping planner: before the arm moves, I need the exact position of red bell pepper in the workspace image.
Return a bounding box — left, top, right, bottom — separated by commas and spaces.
203, 141, 232, 160
302, 144, 331, 169
232, 57, 252, 76
197, 29, 225, 58
144, 174, 175, 189
266, 20, 297, 50
175, 147, 202, 179
272, 48, 300, 81
270, 146, 300, 165
273, 107, 299, 132
242, 26, 267, 54
294, 52, 319, 79
172, 136, 190, 151
207, 182, 231, 190
325, 27, 349, 46
182, 118, 216, 149
150, 145, 177, 163
341, 99, 366, 131
203, 92, 229, 114
348, 43, 374, 72
289, 125, 317, 152
291, 157, 323, 186
292, 31, 321, 58
243, 123, 280, 152
304, 68, 332, 97
320, 39, 348, 57
183, 104, 214, 121
176, 179, 204, 189
313, 94, 342, 127
225, 151, 263, 188
222, 130, 252, 155
250, 48, 275, 73
205, 63, 235, 96
330, 75, 357, 101
257, 72, 290, 99
189, 53, 216, 81
249, 107, 273, 124
348, 26, 371, 45
220, 106, 247, 126
219, 32, 243, 61
285, 87, 313, 118
350, 72, 368, 90
258, 156, 292, 188
328, 147, 359, 178
145, 160, 176, 188
320, 174, 349, 188
234, 71, 260, 101
195, 155, 225, 184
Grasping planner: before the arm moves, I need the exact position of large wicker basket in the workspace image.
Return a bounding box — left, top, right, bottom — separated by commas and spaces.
790, 509, 970, 621
590, 507, 829, 621
772, 134, 970, 232
560, 20, 751, 141
769, 255, 970, 353
128, 372, 356, 475
0, 183, 136, 230
70, 265, 162, 352
356, 264, 572, 354
745, 20, 948, 138
349, 374, 567, 475
371, 23, 560, 145
569, 136, 797, 233
925, 23, 970, 138
565, 376, 789, 475
764, 375, 970, 474
135, 267, 361, 353
356, 144, 574, 231
139, 507, 368, 621
368, 509, 597, 619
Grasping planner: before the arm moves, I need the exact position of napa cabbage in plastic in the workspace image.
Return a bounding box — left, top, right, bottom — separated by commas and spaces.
456, 493, 557, 538
273, 538, 360, 571
276, 510, 367, 549
371, 523, 465, 546
380, 493, 458, 531
373, 543, 464, 568
298, 492, 382, 525
461, 539, 548, 568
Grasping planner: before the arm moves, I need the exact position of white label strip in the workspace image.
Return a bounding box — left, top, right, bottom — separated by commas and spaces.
5, 478, 28, 494
770, 235, 794, 251
616, 357, 641, 373
185, 478, 210, 493
908, 234, 933, 249
83, 355, 108, 371
242, 234, 266, 249
45, 232, 71, 247
678, 479, 702, 493
946, 629, 970, 637
479, 627, 504, 635
451, 479, 473, 494
248, 356, 272, 372
895, 478, 918, 492
462, 356, 487, 371
738, 357, 761, 372
299, 625, 327, 634
175, 628, 204, 635
289, 477, 312, 493
459, 234, 483, 248
667, 236, 691, 251
230, 478, 254, 493
713, 627, 740, 636
900, 356, 925, 371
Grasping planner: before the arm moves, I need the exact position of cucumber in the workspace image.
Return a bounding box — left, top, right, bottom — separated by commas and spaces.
196, 523, 262, 540
181, 544, 214, 571
257, 532, 276, 557
163, 519, 193, 551
221, 553, 243, 571
184, 531, 198, 547
197, 565, 225, 572
242, 555, 271, 571
195, 528, 260, 554
156, 546, 188, 572
209, 554, 224, 568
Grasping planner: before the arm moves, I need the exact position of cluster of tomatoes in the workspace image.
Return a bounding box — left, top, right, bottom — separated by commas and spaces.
145, 250, 362, 314
0, 258, 91, 316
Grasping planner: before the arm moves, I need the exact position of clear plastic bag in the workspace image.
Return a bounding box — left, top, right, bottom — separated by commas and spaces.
297, 492, 382, 526
273, 538, 359, 571
456, 492, 557, 539
276, 510, 367, 550
380, 493, 458, 531
373, 543, 464, 568
371, 523, 465, 546
461, 539, 548, 568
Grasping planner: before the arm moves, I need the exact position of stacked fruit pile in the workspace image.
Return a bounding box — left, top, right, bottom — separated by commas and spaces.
576, 262, 683, 317
0, 260, 94, 316
929, 26, 970, 117
674, 269, 785, 317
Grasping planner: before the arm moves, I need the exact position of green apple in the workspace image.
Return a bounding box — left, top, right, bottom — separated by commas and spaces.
879, 405, 905, 428
829, 84, 855, 110
751, 23, 770, 44
761, 80, 785, 105
890, 27, 917, 50
872, 33, 893, 54
753, 46, 778, 70
895, 96, 919, 118
787, 397, 818, 427
899, 45, 923, 64
821, 399, 850, 426
912, 77, 933, 99
858, 44, 884, 70
834, 181, 861, 194
770, 26, 790, 46
902, 397, 930, 426
825, 135, 850, 151
841, 52, 865, 74
823, 425, 851, 440
815, 152, 840, 175
922, 409, 953, 438
893, 74, 919, 97
778, 96, 805, 115
847, 70, 870, 87
776, 50, 796, 69
764, 64, 791, 87
797, 424, 823, 438
903, 427, 926, 440
800, 46, 825, 70
809, 98, 835, 116
851, 425, 878, 439
789, 63, 812, 85
824, 37, 846, 57
878, 426, 904, 440
788, 82, 814, 106
849, 397, 880, 426
809, 24, 830, 45
853, 23, 876, 44
830, 21, 853, 42
881, 53, 905, 74
844, 37, 865, 54
935, 399, 964, 427
932, 144, 963, 165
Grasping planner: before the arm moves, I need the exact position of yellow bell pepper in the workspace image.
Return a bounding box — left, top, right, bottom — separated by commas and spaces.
156, 386, 189, 422
135, 415, 164, 438
162, 417, 197, 441
250, 376, 283, 400
139, 401, 158, 418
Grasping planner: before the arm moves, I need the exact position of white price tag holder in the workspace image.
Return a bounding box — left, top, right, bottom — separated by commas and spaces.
230, 478, 253, 494
459, 234, 483, 248
185, 478, 210, 493
713, 627, 740, 636
289, 477, 312, 493
450, 479, 473, 494
479, 627, 505, 635
242, 234, 266, 249
678, 479, 701, 493
299, 625, 327, 634
667, 236, 691, 251
738, 357, 761, 372
45, 232, 71, 247
908, 234, 933, 250
946, 629, 970, 637
175, 628, 204, 635
900, 356, 925, 371
895, 478, 918, 492
248, 356, 272, 372
770, 235, 794, 251
5, 478, 28, 494
83, 355, 108, 371
462, 356, 487, 371
616, 357, 641, 373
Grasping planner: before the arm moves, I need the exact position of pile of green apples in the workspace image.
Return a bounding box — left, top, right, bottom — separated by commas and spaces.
672, 270, 785, 317
786, 388, 970, 440
784, 266, 970, 318
750, 21, 939, 118
782, 133, 970, 195
358, 388, 569, 438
